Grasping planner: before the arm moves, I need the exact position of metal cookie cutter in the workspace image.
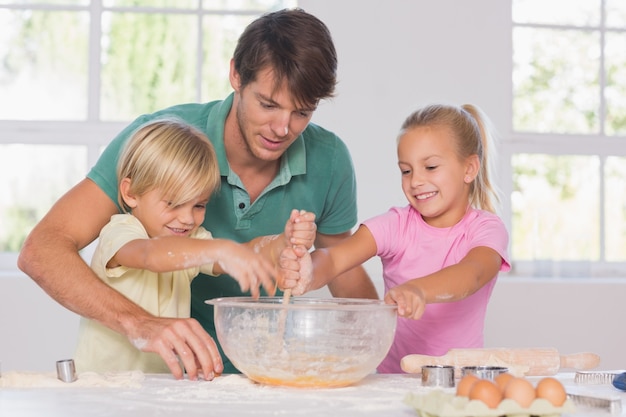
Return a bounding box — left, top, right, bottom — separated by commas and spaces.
567, 392, 622, 415
422, 365, 455, 388
575, 370, 626, 385
461, 366, 508, 380
56, 359, 77, 383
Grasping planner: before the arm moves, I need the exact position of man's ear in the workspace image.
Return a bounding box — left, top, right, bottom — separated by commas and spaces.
229, 59, 241, 93
119, 178, 137, 209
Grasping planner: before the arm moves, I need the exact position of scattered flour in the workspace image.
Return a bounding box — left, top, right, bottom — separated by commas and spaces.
0, 370, 145, 388
131, 338, 148, 350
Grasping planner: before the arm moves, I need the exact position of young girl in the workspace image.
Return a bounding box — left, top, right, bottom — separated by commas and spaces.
279, 104, 511, 373
74, 119, 315, 374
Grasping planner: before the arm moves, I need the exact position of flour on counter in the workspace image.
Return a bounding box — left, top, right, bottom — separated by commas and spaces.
0, 370, 145, 388
138, 373, 434, 413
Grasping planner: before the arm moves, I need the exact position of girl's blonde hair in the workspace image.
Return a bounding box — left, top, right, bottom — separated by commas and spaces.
117, 119, 220, 213
399, 104, 500, 213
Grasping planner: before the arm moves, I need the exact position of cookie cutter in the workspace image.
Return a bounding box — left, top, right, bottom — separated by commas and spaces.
422, 365, 455, 387
56, 359, 77, 383
461, 365, 508, 380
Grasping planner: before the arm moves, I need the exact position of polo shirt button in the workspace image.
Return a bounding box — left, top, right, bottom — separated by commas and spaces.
238, 202, 245, 209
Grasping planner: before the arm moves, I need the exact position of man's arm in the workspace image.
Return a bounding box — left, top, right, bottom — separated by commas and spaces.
19, 179, 116, 315
314, 231, 379, 299
18, 178, 222, 380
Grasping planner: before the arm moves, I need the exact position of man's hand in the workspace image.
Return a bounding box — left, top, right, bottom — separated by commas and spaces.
131, 316, 223, 380
284, 209, 316, 249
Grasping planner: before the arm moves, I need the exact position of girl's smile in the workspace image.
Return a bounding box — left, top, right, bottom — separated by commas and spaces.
415, 191, 438, 200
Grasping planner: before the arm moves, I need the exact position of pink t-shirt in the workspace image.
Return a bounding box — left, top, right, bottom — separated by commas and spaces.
363, 205, 510, 373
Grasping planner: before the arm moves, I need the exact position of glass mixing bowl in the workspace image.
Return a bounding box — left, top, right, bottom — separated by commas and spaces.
206, 297, 397, 388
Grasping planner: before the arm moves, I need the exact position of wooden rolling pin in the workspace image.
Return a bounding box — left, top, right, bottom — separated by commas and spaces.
401, 347, 600, 376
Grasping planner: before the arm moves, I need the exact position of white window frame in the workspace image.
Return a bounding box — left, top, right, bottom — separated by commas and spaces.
505, 2, 626, 277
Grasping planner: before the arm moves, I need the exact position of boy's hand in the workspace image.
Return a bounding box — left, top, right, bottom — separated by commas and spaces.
278, 245, 313, 296
284, 209, 316, 249
217, 241, 277, 298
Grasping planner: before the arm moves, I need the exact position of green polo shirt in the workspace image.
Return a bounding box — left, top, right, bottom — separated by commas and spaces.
88, 93, 359, 373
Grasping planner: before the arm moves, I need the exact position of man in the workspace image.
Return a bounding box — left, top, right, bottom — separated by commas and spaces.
18, 8, 378, 380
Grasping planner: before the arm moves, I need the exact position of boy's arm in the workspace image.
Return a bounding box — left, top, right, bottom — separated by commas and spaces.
114, 236, 277, 298
111, 236, 226, 272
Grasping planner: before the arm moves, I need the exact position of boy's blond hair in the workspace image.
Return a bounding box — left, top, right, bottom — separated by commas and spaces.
117, 119, 220, 212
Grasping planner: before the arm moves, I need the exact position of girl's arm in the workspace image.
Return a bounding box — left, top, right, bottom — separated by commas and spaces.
242, 209, 317, 267
279, 225, 378, 293
384, 246, 503, 319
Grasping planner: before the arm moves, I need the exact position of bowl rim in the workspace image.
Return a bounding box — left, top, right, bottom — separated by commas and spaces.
205, 296, 398, 311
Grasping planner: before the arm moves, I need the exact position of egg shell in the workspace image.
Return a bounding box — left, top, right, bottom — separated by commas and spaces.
456, 374, 479, 397
494, 372, 514, 392
536, 377, 567, 406
469, 379, 503, 409
503, 377, 536, 408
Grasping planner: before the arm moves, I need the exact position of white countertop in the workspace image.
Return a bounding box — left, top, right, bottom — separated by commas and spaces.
1, 372, 624, 416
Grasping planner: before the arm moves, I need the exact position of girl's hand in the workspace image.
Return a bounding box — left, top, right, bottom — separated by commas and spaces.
284, 209, 316, 249
278, 245, 313, 296
384, 283, 426, 320
217, 241, 277, 298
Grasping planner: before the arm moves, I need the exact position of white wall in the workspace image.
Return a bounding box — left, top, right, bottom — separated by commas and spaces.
484, 277, 625, 370
1, 0, 624, 372
303, 0, 512, 222
0, 273, 79, 372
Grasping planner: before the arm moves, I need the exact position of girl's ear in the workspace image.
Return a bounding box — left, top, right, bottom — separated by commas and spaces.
119, 178, 138, 209
464, 154, 480, 183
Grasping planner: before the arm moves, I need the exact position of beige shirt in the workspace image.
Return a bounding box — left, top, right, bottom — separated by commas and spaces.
74, 214, 215, 373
